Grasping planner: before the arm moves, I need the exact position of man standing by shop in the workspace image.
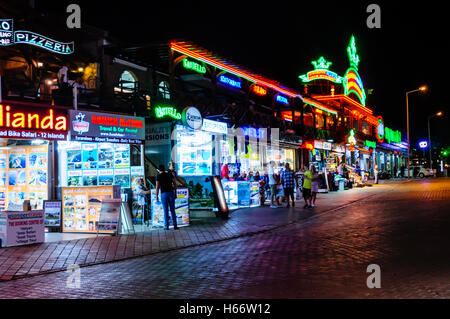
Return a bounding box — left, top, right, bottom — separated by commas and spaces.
156, 164, 178, 230
280, 163, 295, 208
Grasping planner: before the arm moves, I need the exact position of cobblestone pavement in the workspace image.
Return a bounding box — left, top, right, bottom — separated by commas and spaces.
0, 178, 449, 298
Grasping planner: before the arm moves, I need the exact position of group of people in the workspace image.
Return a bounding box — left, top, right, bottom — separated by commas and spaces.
267, 161, 320, 209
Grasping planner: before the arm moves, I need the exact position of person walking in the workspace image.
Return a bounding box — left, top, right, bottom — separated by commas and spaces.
280, 162, 295, 207
268, 161, 278, 208
310, 166, 319, 207
155, 164, 178, 230
302, 165, 313, 209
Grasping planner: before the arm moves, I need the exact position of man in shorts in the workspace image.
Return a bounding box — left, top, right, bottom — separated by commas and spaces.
268, 161, 278, 208
302, 165, 313, 209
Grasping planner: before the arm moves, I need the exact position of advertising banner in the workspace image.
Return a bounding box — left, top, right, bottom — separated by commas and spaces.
61, 186, 120, 233
69, 110, 145, 144
97, 199, 121, 234
150, 188, 189, 228
43, 200, 62, 227
0, 210, 45, 247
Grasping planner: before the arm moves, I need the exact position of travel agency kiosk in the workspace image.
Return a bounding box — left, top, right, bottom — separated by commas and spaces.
0, 100, 68, 247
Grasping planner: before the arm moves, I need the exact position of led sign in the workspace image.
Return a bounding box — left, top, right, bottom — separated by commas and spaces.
253, 85, 267, 96
348, 129, 356, 146
183, 58, 206, 74
276, 95, 289, 104
419, 141, 428, 149
384, 127, 401, 144
155, 106, 181, 120
0, 103, 68, 140
343, 36, 366, 105
0, 19, 74, 54
69, 110, 145, 144
218, 74, 241, 88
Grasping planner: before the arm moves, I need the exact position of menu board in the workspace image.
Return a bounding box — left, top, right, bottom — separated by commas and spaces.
65, 142, 131, 188
0, 210, 45, 247
150, 188, 189, 228
61, 186, 117, 233
0, 145, 48, 211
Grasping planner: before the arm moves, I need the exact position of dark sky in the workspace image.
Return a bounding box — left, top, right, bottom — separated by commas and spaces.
36, 0, 449, 147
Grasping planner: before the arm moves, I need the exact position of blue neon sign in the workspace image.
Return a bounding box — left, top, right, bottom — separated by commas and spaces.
276, 95, 289, 104
219, 75, 241, 88
418, 141, 428, 149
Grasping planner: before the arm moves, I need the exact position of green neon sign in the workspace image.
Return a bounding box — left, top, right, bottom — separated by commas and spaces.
348, 129, 356, 145
364, 140, 376, 148
183, 58, 206, 74
311, 56, 332, 70
155, 106, 181, 120
384, 127, 401, 144
347, 35, 360, 69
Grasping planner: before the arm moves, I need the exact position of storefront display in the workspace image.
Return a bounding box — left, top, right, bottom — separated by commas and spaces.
0, 144, 48, 211
60, 185, 120, 233
150, 188, 189, 228
176, 125, 212, 176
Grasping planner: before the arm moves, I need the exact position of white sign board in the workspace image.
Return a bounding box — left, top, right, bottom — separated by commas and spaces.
0, 210, 45, 247
202, 119, 228, 134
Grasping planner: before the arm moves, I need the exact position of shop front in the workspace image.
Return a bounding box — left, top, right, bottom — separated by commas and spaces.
0, 100, 68, 247
57, 109, 146, 233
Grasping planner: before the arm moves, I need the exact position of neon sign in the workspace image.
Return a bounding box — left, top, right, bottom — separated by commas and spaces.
0, 103, 68, 140
154, 106, 181, 120
364, 140, 376, 148
376, 116, 385, 143
0, 19, 74, 54
252, 85, 267, 96
218, 74, 241, 88
385, 127, 401, 144
276, 95, 289, 104
299, 56, 343, 83
348, 129, 357, 146
183, 58, 206, 74
343, 36, 366, 105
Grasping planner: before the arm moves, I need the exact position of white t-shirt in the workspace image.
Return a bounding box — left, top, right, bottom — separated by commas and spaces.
268, 166, 276, 185
57, 66, 68, 83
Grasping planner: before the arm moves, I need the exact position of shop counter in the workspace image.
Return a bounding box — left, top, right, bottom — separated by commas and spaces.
0, 210, 45, 247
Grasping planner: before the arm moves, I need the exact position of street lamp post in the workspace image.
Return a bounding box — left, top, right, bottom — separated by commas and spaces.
427, 111, 443, 171
406, 86, 427, 179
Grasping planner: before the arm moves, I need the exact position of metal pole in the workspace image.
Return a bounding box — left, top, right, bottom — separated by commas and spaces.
428, 116, 432, 170
73, 87, 78, 110
0, 75, 2, 103
406, 92, 410, 179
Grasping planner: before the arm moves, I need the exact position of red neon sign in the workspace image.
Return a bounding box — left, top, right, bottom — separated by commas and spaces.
253, 85, 267, 96
0, 103, 68, 140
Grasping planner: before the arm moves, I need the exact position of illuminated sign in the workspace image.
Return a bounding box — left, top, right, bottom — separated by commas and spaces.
376, 116, 385, 143
240, 127, 266, 139
299, 57, 343, 83
69, 110, 145, 144
253, 85, 267, 96
303, 141, 314, 150
276, 95, 289, 104
364, 140, 376, 148
384, 127, 401, 144
182, 107, 203, 130
0, 103, 67, 140
218, 74, 241, 88
202, 119, 228, 134
419, 141, 428, 149
0, 19, 74, 54
343, 36, 366, 105
183, 58, 206, 74
154, 106, 181, 120
348, 129, 356, 146
314, 140, 324, 149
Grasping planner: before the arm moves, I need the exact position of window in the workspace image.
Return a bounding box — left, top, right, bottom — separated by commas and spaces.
361, 120, 370, 135
353, 118, 359, 131
115, 70, 137, 93
158, 81, 170, 99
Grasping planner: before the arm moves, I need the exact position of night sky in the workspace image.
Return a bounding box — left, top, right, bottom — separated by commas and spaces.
36, 0, 449, 147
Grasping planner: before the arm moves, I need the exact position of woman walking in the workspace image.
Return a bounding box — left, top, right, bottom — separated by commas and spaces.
311, 165, 319, 207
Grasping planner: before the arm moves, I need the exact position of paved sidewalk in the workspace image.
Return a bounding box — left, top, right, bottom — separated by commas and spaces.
0, 183, 397, 282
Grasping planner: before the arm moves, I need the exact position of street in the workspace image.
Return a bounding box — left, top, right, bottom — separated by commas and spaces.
0, 178, 449, 298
